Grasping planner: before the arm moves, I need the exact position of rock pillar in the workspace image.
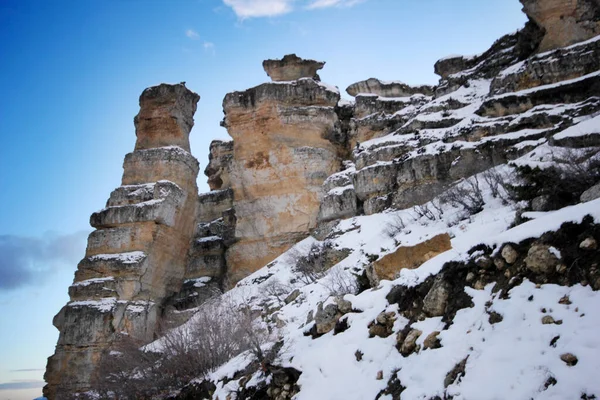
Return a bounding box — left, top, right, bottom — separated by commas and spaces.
44, 83, 200, 399
221, 55, 345, 283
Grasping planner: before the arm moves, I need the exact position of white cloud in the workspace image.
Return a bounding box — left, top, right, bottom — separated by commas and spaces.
221, 0, 366, 18
203, 41, 215, 49
306, 0, 364, 9
185, 29, 200, 39
222, 0, 294, 18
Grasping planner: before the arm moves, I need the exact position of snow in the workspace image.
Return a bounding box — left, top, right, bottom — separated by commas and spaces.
89, 251, 146, 264
69, 298, 117, 312
184, 276, 212, 288
72, 277, 114, 287
554, 114, 600, 140
197, 235, 222, 243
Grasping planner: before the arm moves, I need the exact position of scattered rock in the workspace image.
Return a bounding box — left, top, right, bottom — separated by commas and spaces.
501, 244, 518, 264
493, 258, 505, 270
334, 296, 353, 314
376, 370, 384, 380
531, 195, 553, 211
423, 331, 442, 350
488, 311, 503, 324
422, 278, 451, 317
444, 357, 468, 388
355, 350, 363, 362
581, 182, 600, 203
560, 353, 578, 366
525, 244, 560, 274
580, 237, 598, 250
541, 315, 562, 325
285, 289, 301, 304
369, 312, 396, 338
558, 295, 572, 305
314, 303, 342, 335
400, 329, 422, 356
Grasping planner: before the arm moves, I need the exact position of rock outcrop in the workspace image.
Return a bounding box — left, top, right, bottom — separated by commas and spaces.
221, 72, 345, 282
520, 0, 600, 52
346, 78, 434, 98
44, 84, 201, 399
263, 54, 325, 82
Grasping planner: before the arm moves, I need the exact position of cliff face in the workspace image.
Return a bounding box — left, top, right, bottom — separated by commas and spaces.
44, 84, 200, 399
45, 0, 600, 397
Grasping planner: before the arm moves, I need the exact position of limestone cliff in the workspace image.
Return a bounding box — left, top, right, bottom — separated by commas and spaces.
45, 1, 600, 397
44, 84, 200, 399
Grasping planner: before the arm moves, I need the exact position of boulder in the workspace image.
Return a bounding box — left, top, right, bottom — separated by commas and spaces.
367, 234, 452, 284
263, 54, 325, 82
501, 244, 519, 264
314, 302, 342, 335
400, 329, 422, 356
524, 244, 560, 274
581, 182, 600, 203
422, 278, 451, 317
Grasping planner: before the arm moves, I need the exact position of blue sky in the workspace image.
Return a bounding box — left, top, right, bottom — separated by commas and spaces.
0, 0, 526, 398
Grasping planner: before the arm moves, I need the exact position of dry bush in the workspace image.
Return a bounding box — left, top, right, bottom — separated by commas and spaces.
413, 204, 438, 221
93, 297, 267, 399
322, 267, 359, 297
289, 242, 331, 285
440, 176, 485, 216
383, 214, 406, 238
482, 168, 513, 203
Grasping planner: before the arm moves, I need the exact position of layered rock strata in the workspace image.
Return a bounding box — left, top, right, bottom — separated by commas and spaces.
44, 84, 200, 399
221, 59, 345, 282
263, 54, 325, 82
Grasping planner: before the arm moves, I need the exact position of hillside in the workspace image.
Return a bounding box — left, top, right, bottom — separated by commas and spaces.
44, 0, 600, 399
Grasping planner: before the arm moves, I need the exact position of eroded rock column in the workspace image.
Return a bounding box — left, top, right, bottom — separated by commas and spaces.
222, 55, 345, 283
44, 83, 200, 399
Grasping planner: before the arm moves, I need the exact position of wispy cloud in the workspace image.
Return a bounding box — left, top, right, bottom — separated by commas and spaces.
185, 29, 200, 39
306, 0, 365, 9
10, 369, 45, 373
222, 0, 294, 18
203, 41, 215, 50
0, 231, 88, 291
0, 380, 45, 390
221, 0, 366, 18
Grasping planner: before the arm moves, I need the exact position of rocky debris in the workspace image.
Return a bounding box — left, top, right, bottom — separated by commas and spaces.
501, 244, 519, 264
422, 277, 451, 317
263, 54, 325, 82
444, 357, 469, 388
368, 312, 396, 338
423, 331, 442, 350
204, 140, 233, 190
346, 78, 434, 98
541, 315, 562, 325
367, 234, 451, 285
560, 353, 579, 366
222, 74, 345, 282
525, 244, 561, 274
314, 302, 343, 335
581, 182, 600, 202
580, 237, 598, 250
285, 289, 301, 304
134, 83, 200, 152
520, 0, 600, 53
398, 328, 422, 356
171, 380, 216, 400
45, 84, 201, 399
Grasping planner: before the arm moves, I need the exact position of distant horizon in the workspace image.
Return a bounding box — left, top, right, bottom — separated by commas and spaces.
0, 0, 527, 398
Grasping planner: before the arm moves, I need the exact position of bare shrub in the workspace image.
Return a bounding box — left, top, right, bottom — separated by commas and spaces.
262, 278, 291, 303
440, 176, 485, 216
482, 168, 513, 203
322, 267, 359, 297
93, 297, 267, 399
413, 204, 437, 221
290, 242, 331, 285
383, 214, 406, 238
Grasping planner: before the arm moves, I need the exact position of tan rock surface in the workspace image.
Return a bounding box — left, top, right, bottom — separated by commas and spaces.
222, 77, 344, 283
263, 54, 325, 82
368, 234, 452, 283
520, 0, 600, 52
45, 83, 200, 399
346, 78, 434, 98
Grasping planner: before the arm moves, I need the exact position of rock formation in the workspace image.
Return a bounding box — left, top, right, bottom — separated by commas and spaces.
222, 56, 345, 282
262, 54, 325, 81
45, 1, 600, 396
44, 84, 200, 399
520, 0, 600, 52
